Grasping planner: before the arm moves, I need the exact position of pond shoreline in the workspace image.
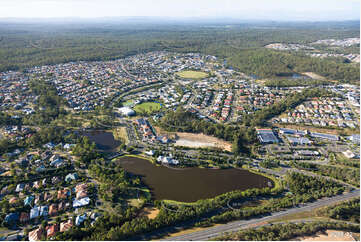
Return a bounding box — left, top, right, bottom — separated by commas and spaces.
116, 156, 274, 203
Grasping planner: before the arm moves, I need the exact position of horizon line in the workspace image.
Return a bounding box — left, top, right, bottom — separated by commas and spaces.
0, 16, 359, 22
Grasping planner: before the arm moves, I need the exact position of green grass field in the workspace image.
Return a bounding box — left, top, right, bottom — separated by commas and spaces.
134, 102, 162, 114
176, 70, 208, 79
122, 99, 134, 107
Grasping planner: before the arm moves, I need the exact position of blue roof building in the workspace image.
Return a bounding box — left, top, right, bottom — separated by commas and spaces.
257, 129, 279, 144
287, 136, 312, 146
65, 173, 78, 182
40, 206, 48, 217
24, 195, 34, 206
310, 132, 339, 141
75, 214, 87, 226
4, 213, 19, 224
36, 165, 46, 173
50, 158, 64, 167
30, 206, 40, 219
279, 128, 307, 136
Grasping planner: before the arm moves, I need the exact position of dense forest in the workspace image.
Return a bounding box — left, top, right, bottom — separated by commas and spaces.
228, 49, 359, 83
0, 20, 359, 83
291, 161, 360, 187
320, 198, 360, 223
264, 79, 331, 87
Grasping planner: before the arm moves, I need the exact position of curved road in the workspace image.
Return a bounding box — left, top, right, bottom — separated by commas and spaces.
162, 189, 360, 241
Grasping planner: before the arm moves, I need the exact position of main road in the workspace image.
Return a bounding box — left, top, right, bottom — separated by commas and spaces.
162, 189, 360, 241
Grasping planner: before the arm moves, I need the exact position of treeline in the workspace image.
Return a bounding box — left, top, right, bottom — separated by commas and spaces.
91, 187, 280, 241
159, 107, 256, 153
285, 172, 344, 196
25, 125, 65, 147
259, 158, 280, 169
264, 79, 331, 87
228, 49, 360, 84
72, 136, 100, 164
214, 221, 359, 241
0, 125, 66, 154
0, 112, 21, 126
291, 161, 360, 187
197, 172, 344, 226
320, 198, 360, 223
329, 153, 360, 168
88, 158, 145, 203
242, 88, 330, 126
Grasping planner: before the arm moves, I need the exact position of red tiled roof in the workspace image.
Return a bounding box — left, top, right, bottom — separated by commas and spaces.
29, 227, 44, 241
60, 220, 73, 232
46, 224, 59, 238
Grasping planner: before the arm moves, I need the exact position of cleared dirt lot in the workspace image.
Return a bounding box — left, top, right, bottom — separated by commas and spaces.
302, 72, 326, 80
154, 126, 232, 151
139, 207, 160, 219
175, 132, 232, 151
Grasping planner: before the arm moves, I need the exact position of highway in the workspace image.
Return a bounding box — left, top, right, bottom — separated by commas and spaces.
162, 189, 360, 241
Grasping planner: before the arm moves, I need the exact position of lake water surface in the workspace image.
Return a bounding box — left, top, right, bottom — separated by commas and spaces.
118, 156, 273, 202
82, 130, 120, 152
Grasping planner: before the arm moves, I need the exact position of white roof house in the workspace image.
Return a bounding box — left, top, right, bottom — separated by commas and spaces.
73, 197, 90, 208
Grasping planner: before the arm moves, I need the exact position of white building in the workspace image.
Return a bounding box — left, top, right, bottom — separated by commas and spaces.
118, 107, 135, 116
342, 150, 356, 159
145, 150, 155, 156
157, 156, 179, 165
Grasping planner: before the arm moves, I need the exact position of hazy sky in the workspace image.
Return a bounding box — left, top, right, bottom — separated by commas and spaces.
1, 0, 360, 21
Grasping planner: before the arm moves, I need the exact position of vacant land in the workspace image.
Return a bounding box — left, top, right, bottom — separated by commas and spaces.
175, 132, 232, 151
294, 230, 358, 241
134, 102, 161, 114
139, 207, 160, 219
302, 72, 326, 80
176, 70, 208, 79
154, 127, 232, 151
112, 127, 129, 144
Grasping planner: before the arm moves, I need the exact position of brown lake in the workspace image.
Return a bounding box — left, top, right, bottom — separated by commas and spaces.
118, 156, 273, 203
82, 130, 120, 152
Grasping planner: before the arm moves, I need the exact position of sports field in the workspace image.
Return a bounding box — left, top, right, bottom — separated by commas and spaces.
176, 70, 208, 79
134, 102, 161, 114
